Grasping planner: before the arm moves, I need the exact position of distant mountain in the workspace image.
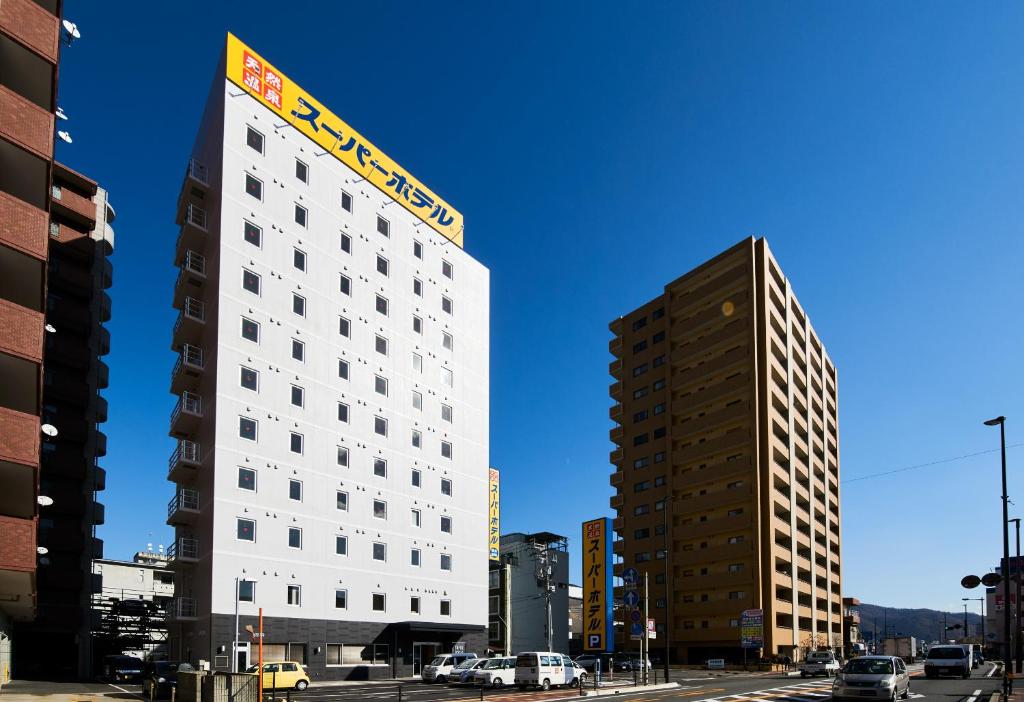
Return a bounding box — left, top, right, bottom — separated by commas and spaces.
858, 602, 984, 644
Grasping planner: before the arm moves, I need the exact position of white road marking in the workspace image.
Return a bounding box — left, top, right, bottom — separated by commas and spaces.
964, 688, 983, 702
107, 683, 146, 699
986, 664, 997, 678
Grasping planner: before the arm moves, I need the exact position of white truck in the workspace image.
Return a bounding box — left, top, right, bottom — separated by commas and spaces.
800, 650, 841, 677
883, 636, 919, 663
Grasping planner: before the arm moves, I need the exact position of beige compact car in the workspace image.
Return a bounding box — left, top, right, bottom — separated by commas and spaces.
832, 655, 910, 702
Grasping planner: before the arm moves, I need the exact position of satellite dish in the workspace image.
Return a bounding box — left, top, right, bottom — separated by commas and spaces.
37, 495, 53, 507
961, 575, 982, 589
62, 19, 81, 41
45, 324, 56, 333
982, 572, 1003, 587
57, 131, 72, 144
56, 107, 68, 121
37, 547, 48, 555
41, 423, 58, 437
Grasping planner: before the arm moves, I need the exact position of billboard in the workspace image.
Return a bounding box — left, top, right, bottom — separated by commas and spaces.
488, 468, 500, 562
741, 608, 764, 649
582, 518, 614, 652
224, 33, 464, 247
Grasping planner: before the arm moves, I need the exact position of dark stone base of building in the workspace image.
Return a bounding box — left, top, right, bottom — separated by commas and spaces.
171, 614, 486, 681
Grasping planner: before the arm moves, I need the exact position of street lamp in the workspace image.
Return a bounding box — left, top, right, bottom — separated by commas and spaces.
1009, 518, 1022, 674
984, 415, 1010, 699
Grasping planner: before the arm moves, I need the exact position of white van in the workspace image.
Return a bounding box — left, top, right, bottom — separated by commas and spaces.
924, 645, 971, 679
421, 652, 478, 683
515, 652, 587, 690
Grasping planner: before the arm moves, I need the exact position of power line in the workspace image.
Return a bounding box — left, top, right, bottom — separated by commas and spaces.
842, 443, 1024, 485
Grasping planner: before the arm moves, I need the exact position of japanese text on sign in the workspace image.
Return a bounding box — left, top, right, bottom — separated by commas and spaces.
488, 469, 500, 562
225, 33, 464, 246
582, 518, 614, 652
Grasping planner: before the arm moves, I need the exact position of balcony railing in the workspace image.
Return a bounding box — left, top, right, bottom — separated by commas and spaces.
187, 159, 209, 186
167, 488, 200, 523
168, 439, 202, 477
172, 596, 198, 620
171, 391, 203, 422
168, 536, 199, 562
184, 203, 207, 231
182, 250, 206, 276
173, 298, 206, 344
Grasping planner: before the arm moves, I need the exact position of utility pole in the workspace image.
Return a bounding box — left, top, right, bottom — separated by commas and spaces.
535, 542, 555, 651
232, 577, 240, 673
503, 563, 512, 657
642, 572, 649, 685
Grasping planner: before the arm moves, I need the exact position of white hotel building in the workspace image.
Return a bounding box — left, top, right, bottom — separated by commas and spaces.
167, 35, 490, 679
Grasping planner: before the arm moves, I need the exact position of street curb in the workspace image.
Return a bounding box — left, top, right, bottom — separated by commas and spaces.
574, 682, 680, 697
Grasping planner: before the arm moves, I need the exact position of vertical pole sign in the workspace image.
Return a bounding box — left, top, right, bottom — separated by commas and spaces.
583, 518, 614, 652
488, 469, 500, 561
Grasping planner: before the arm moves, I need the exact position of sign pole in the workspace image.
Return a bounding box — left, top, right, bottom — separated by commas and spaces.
643, 572, 649, 685
258, 608, 264, 700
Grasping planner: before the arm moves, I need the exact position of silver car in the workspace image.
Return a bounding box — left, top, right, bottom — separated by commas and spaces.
832, 655, 910, 702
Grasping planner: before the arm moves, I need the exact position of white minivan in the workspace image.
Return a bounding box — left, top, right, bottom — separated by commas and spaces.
421, 653, 478, 683
515, 652, 587, 690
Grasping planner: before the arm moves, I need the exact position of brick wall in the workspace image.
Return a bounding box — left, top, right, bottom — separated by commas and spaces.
0, 405, 40, 466
0, 0, 60, 62
0, 84, 54, 159
0, 514, 37, 572
0, 191, 48, 259
0, 298, 43, 362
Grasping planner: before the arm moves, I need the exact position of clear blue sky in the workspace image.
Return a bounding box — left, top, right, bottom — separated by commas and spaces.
58, 1, 1024, 613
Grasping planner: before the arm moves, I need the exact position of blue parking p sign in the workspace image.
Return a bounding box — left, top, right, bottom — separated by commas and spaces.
588, 634, 602, 648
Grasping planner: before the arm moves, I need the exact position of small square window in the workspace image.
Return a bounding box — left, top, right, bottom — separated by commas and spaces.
237, 517, 256, 541
375, 295, 389, 316
374, 416, 388, 436
440, 554, 452, 571
376, 216, 390, 237
337, 402, 349, 423
413, 391, 423, 411
376, 255, 389, 276
246, 126, 264, 153
372, 593, 386, 611
341, 190, 353, 213
412, 430, 421, 448
413, 353, 423, 373
413, 315, 422, 334
338, 359, 349, 380
238, 581, 255, 602
287, 584, 301, 606
442, 260, 453, 279
240, 366, 259, 391
291, 338, 305, 362
294, 204, 307, 228
288, 527, 302, 549
442, 367, 453, 387
372, 539, 386, 558
295, 159, 308, 183
243, 220, 261, 247
339, 317, 351, 338
242, 268, 261, 295
375, 335, 388, 356
340, 232, 352, 253
289, 432, 303, 454
442, 296, 453, 315
288, 479, 302, 501
336, 446, 349, 467
440, 515, 452, 534
339, 274, 351, 296
238, 467, 256, 491
245, 173, 263, 200
411, 469, 421, 487
441, 478, 452, 496
292, 293, 306, 317
413, 278, 423, 296
335, 589, 347, 609
290, 385, 304, 408
239, 416, 257, 441
373, 458, 387, 478
411, 509, 421, 527
442, 332, 453, 351
410, 596, 421, 613
336, 490, 348, 511
440, 600, 451, 616
293, 248, 306, 272
411, 549, 421, 567
374, 375, 388, 396
335, 536, 348, 556
413, 240, 423, 259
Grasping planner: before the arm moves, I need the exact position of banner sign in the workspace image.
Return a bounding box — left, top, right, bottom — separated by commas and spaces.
583, 518, 614, 652
488, 468, 500, 562
741, 608, 764, 649
225, 33, 464, 246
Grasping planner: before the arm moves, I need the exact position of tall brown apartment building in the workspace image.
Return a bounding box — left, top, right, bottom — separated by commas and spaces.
608, 237, 841, 663
0, 0, 114, 681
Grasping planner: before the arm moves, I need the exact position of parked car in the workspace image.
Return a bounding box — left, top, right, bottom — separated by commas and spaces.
515, 652, 587, 690
451, 658, 488, 684
101, 655, 145, 682
612, 655, 651, 672
574, 654, 602, 672
245, 661, 310, 690
142, 661, 196, 700
800, 650, 841, 677
474, 656, 517, 688
973, 650, 985, 667
421, 653, 478, 683
924, 645, 972, 679
833, 655, 910, 701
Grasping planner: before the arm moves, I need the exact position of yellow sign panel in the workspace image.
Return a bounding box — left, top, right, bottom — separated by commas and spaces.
582, 518, 613, 651
224, 33, 464, 247
488, 468, 500, 561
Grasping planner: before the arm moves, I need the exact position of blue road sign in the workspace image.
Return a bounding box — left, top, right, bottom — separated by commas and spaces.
630, 621, 644, 637
630, 610, 642, 622
623, 590, 640, 608
623, 568, 639, 586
